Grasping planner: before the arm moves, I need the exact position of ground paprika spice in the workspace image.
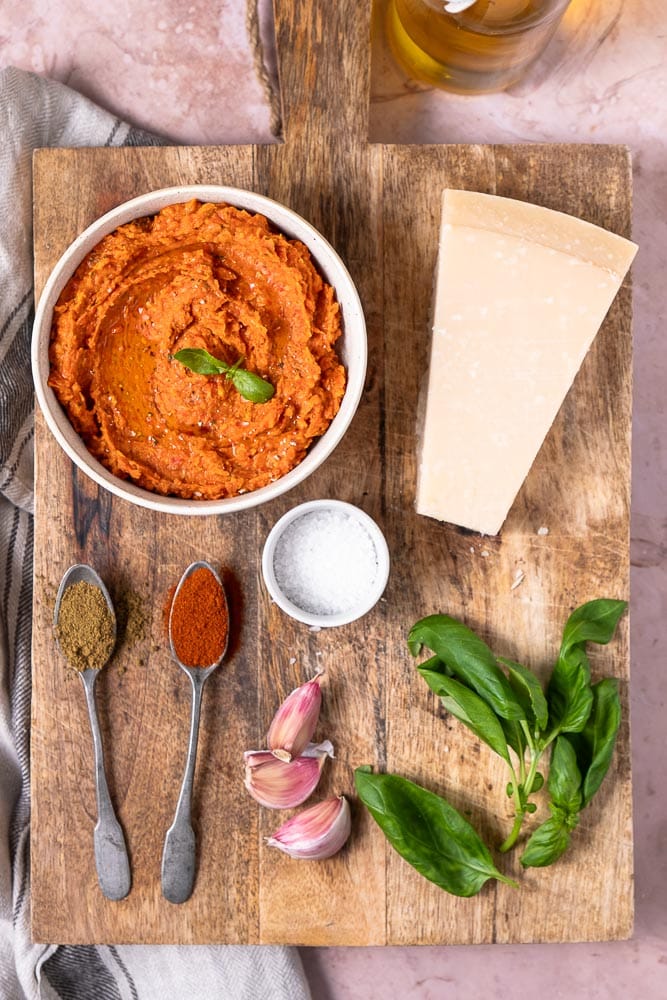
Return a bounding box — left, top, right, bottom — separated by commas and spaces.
169, 565, 229, 667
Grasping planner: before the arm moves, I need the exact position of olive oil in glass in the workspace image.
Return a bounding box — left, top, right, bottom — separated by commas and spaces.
386, 0, 572, 94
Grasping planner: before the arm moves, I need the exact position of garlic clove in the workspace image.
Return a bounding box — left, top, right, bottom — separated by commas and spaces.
244, 741, 334, 810
267, 795, 352, 860
267, 674, 324, 762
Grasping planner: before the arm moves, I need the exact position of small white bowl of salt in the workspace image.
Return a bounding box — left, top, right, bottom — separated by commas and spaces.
262, 500, 390, 628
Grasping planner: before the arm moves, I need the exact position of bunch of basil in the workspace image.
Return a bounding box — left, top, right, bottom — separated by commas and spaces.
355, 599, 626, 897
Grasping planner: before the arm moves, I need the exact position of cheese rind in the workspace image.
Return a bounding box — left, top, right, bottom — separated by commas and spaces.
415, 190, 638, 535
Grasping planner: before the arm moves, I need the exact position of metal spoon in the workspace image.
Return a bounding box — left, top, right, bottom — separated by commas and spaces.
161, 561, 229, 904
54, 564, 131, 901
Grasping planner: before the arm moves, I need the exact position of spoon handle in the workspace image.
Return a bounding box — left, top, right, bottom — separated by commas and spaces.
80, 671, 131, 901
161, 671, 206, 903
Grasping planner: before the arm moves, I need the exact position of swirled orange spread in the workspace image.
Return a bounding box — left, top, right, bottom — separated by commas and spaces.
48, 200, 346, 499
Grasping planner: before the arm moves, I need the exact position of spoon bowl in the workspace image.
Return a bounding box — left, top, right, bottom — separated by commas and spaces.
162, 561, 229, 904
54, 563, 117, 654
54, 564, 131, 902
168, 560, 230, 672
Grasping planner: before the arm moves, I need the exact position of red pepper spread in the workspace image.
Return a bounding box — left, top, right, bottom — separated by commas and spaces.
48, 200, 346, 499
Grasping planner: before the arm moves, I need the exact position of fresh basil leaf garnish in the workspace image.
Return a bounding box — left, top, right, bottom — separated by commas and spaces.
354, 767, 517, 897
174, 347, 225, 375
408, 615, 524, 721
419, 668, 511, 764
531, 772, 545, 792
559, 599, 628, 658
568, 678, 622, 808
375, 600, 626, 893
419, 653, 456, 678
547, 599, 627, 736
547, 645, 594, 734
173, 347, 274, 403
501, 658, 549, 732
498, 716, 526, 759
546, 736, 583, 816
228, 366, 275, 403
520, 815, 572, 869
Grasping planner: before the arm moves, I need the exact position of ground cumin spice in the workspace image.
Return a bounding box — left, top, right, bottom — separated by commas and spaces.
169, 566, 228, 667
116, 588, 147, 646
114, 586, 149, 672
56, 580, 115, 671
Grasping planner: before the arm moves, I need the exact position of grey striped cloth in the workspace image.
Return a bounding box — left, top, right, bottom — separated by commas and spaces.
0, 66, 311, 1000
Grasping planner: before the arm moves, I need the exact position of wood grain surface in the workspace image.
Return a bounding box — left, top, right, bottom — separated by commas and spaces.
30, 0, 634, 945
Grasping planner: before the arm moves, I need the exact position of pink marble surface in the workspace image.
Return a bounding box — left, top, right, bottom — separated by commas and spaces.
2, 0, 666, 995
0, 0, 279, 142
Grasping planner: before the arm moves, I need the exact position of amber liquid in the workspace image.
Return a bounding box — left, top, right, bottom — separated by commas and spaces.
386, 0, 571, 94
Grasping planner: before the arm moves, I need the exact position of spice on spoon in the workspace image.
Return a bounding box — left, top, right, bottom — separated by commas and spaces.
169, 566, 229, 667
55, 580, 115, 671
161, 562, 229, 904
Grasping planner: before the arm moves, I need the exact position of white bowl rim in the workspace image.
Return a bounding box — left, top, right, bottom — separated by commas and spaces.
31, 184, 367, 515
261, 499, 390, 628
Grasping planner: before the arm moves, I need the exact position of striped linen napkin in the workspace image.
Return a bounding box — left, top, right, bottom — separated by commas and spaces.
0, 65, 310, 1000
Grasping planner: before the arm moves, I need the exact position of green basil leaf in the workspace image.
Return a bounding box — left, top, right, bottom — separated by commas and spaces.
520, 815, 571, 868
560, 599, 628, 658
173, 347, 227, 375
501, 658, 549, 732
418, 669, 511, 763
174, 348, 275, 403
229, 366, 275, 403
408, 615, 524, 721
498, 716, 526, 758
419, 653, 455, 678
547, 646, 594, 734
354, 767, 517, 897
547, 736, 583, 815
569, 678, 621, 808
531, 772, 545, 792
547, 600, 626, 736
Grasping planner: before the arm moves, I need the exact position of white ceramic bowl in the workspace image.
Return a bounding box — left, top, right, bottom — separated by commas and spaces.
32, 185, 367, 515
261, 499, 390, 628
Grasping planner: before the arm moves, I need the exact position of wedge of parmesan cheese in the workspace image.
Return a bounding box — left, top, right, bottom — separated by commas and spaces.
415, 189, 638, 535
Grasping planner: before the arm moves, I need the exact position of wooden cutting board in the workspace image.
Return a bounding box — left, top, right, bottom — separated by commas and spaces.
30, 0, 634, 945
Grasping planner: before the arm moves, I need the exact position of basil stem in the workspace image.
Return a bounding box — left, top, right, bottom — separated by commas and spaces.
520, 737, 583, 868
354, 767, 518, 897
173, 347, 275, 403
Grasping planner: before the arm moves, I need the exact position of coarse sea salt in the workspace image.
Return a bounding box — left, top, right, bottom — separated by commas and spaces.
272, 509, 380, 617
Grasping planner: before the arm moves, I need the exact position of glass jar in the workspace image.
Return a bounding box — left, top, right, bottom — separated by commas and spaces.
386, 0, 573, 94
